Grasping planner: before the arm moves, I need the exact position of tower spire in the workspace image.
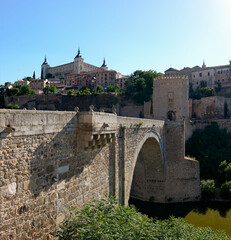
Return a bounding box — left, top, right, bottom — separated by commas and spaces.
202, 60, 206, 68
43, 56, 47, 64
75, 47, 82, 58
101, 57, 107, 67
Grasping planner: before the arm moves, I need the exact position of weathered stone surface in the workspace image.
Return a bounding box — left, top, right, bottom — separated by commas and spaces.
0, 109, 200, 239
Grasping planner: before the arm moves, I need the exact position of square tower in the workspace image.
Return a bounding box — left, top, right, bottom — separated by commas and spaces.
153, 76, 189, 121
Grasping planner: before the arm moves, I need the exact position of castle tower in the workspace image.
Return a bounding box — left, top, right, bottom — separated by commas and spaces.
100, 58, 108, 71
153, 76, 189, 121
41, 56, 50, 79
74, 48, 84, 74
202, 60, 206, 68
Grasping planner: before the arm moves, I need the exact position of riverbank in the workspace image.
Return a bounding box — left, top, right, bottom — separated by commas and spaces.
130, 198, 231, 237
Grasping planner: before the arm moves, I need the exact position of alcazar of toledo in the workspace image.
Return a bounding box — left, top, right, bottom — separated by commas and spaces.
41, 48, 128, 90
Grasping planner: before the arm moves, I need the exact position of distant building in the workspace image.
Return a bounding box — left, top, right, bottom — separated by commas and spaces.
41, 49, 128, 89
14, 80, 30, 87
165, 61, 231, 89
191, 61, 231, 89
29, 79, 49, 93
164, 68, 180, 76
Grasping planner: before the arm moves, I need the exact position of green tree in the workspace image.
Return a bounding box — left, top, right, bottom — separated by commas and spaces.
200, 179, 216, 200
125, 70, 163, 104
220, 181, 231, 199
41, 69, 44, 79
48, 85, 56, 93
106, 85, 115, 92
96, 85, 104, 93
218, 160, 231, 184
45, 73, 54, 79
4, 82, 11, 87
114, 83, 119, 92
33, 71, 35, 79
67, 89, 75, 96
19, 85, 34, 95
23, 76, 32, 81
186, 122, 231, 181
7, 87, 20, 96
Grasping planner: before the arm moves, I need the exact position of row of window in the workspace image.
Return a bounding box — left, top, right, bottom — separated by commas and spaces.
217, 69, 230, 74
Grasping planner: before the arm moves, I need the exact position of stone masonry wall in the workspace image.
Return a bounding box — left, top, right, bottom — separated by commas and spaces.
190, 96, 231, 120
0, 109, 201, 239
0, 110, 114, 239
164, 121, 200, 202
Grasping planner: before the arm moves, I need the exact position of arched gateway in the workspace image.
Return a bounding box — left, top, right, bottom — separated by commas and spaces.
129, 133, 165, 202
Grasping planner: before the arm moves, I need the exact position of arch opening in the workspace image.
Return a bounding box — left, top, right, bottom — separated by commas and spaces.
129, 137, 165, 203
167, 111, 176, 121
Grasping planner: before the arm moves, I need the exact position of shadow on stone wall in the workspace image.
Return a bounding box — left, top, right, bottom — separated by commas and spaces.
28, 116, 115, 199
0, 113, 115, 239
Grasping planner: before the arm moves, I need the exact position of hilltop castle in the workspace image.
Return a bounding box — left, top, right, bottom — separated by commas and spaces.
41, 48, 128, 89
41, 48, 109, 79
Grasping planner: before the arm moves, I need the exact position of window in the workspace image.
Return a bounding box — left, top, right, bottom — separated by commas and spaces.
222, 79, 224, 82
208, 72, 210, 76
218, 71, 220, 74
199, 73, 202, 77
193, 75, 195, 78
168, 92, 174, 100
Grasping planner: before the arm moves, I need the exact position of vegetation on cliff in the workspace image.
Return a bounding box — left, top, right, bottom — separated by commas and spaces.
125, 70, 163, 104
6, 85, 36, 96
56, 197, 229, 240
189, 82, 214, 100
186, 122, 231, 182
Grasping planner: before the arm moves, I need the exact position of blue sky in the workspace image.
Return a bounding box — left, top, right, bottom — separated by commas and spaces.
1, 0, 231, 85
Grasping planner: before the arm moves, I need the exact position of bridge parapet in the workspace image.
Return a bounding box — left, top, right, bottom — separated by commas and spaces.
77, 111, 117, 151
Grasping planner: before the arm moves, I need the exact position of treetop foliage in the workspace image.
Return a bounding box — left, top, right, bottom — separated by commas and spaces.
43, 86, 57, 94
7, 85, 35, 96
125, 70, 163, 104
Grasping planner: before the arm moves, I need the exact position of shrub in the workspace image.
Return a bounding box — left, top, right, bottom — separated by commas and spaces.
67, 89, 75, 96
218, 160, 231, 184
56, 197, 229, 239
200, 179, 216, 200
6, 104, 19, 109
220, 181, 231, 199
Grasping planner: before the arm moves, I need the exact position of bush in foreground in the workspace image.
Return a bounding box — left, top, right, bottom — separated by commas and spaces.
56, 197, 229, 240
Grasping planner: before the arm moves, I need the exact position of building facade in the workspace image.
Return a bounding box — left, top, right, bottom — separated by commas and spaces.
41, 49, 128, 90
165, 61, 231, 90
191, 61, 231, 89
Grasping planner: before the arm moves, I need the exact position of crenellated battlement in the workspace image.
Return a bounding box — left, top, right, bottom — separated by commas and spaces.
154, 75, 189, 80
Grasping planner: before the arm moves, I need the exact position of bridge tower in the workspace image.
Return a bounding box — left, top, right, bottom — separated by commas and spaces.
153, 76, 189, 121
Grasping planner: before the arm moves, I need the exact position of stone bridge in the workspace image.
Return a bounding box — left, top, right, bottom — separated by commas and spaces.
0, 109, 200, 239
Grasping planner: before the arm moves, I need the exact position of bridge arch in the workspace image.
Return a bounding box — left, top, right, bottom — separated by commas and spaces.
125, 132, 165, 204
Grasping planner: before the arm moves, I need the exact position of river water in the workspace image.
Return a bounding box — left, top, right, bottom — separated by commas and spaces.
129, 199, 231, 237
